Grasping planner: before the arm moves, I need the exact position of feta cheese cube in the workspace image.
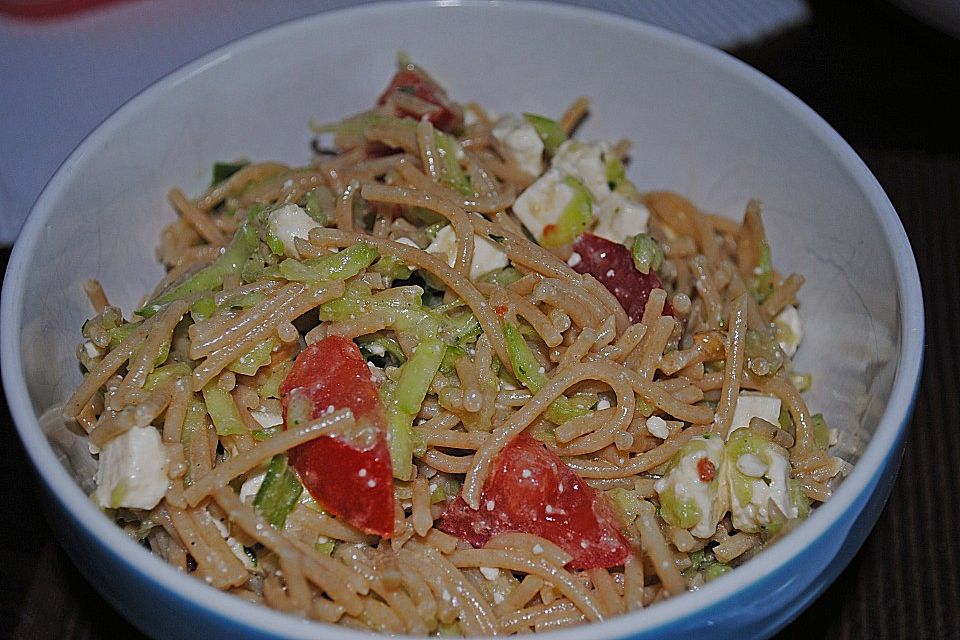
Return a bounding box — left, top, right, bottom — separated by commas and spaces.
729, 392, 782, 434
592, 192, 650, 243
774, 305, 803, 357
491, 115, 544, 177
94, 426, 169, 510
478, 566, 500, 581
425, 225, 508, 279
83, 341, 102, 358
646, 415, 670, 439
239, 470, 267, 504
654, 435, 727, 538
267, 203, 322, 259
724, 430, 798, 533
512, 171, 579, 243
249, 409, 283, 430
552, 140, 611, 200
394, 236, 421, 249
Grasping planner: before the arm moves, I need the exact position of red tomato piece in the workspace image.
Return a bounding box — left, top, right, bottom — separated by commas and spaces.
571, 233, 672, 324
280, 336, 394, 538
377, 68, 464, 132
437, 434, 630, 570
697, 457, 716, 483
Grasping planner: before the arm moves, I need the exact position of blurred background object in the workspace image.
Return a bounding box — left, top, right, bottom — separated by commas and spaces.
0, 0, 811, 243
888, 0, 960, 39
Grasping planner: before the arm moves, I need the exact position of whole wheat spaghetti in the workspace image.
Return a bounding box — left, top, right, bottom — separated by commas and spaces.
65, 60, 844, 635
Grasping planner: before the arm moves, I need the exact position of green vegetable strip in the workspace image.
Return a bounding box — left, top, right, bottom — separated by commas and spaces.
108, 322, 140, 350
504, 321, 547, 390
314, 539, 336, 556
371, 254, 414, 281
211, 161, 249, 186
522, 113, 567, 155
811, 413, 831, 451
253, 454, 303, 529
394, 339, 446, 414
631, 233, 665, 275
278, 242, 379, 282
301, 188, 329, 226
190, 296, 217, 322
479, 266, 523, 288
386, 338, 446, 480
435, 131, 472, 195
180, 399, 209, 487
259, 360, 292, 401
139, 220, 260, 317
263, 225, 286, 256
543, 393, 594, 424
228, 337, 278, 376
201, 383, 247, 436
753, 240, 773, 302
385, 406, 416, 482
541, 177, 594, 248
504, 321, 590, 424
143, 362, 192, 391
319, 281, 444, 340
605, 157, 627, 187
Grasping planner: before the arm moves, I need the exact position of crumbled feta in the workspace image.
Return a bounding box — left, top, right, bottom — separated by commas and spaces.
654, 435, 727, 538
479, 566, 500, 581
367, 361, 387, 385
735, 453, 768, 478
249, 409, 283, 430
512, 171, 579, 243
94, 426, 169, 510
425, 225, 508, 279
395, 236, 421, 249
227, 538, 257, 571
567, 252, 582, 267
646, 415, 670, 439
774, 305, 803, 357
551, 141, 611, 200
729, 392, 782, 434
491, 114, 544, 176
513, 137, 650, 249
266, 203, 322, 259
83, 341, 102, 358
595, 398, 612, 411
725, 432, 797, 533
239, 470, 267, 504
592, 192, 650, 243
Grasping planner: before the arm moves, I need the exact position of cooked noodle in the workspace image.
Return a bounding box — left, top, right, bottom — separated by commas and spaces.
64, 62, 845, 635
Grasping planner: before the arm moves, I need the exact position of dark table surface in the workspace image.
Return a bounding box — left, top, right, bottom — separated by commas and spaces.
3, 1, 959, 638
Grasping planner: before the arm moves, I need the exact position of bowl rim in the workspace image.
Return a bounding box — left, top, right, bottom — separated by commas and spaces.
0, 1, 924, 638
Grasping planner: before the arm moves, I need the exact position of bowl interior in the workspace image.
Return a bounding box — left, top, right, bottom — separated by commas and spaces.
2, 1, 920, 638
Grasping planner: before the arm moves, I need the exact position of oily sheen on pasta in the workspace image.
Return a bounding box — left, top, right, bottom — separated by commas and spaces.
65, 62, 846, 635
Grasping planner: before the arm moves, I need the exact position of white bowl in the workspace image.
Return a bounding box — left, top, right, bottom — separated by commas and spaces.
1, 1, 923, 638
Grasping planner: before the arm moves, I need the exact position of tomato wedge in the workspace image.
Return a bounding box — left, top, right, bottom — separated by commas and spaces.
280, 335, 394, 538
437, 434, 630, 570
572, 233, 672, 324
377, 67, 464, 132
